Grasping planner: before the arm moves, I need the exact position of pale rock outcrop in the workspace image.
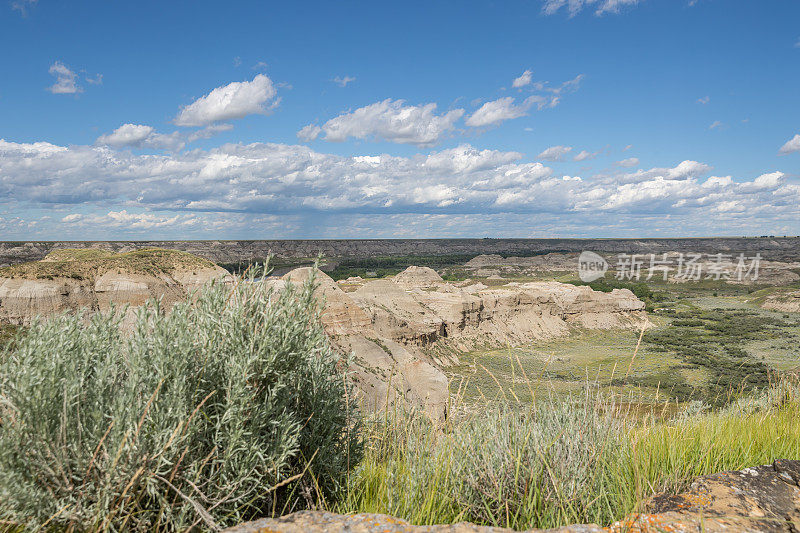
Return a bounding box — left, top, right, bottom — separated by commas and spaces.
349, 272, 648, 353
761, 289, 800, 313
393, 266, 444, 288
281, 268, 448, 420
276, 266, 648, 419
0, 278, 96, 322
351, 280, 445, 345
284, 268, 373, 335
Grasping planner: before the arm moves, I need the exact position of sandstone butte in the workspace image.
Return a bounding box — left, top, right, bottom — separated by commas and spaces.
224, 460, 800, 533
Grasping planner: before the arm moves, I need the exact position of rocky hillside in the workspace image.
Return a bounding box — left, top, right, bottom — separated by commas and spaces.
0, 248, 231, 324
2, 237, 800, 266
466, 252, 800, 285
224, 459, 800, 532
761, 289, 800, 313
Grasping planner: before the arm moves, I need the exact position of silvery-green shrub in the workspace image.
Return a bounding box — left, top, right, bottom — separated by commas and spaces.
0, 269, 362, 531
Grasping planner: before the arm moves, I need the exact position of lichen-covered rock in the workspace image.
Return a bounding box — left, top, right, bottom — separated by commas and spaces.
622, 459, 800, 533
223, 460, 800, 533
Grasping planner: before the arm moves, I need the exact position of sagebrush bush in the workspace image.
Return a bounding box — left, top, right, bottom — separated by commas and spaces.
0, 268, 362, 531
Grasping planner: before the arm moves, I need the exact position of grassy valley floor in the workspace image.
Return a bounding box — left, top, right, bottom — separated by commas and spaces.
446, 288, 800, 410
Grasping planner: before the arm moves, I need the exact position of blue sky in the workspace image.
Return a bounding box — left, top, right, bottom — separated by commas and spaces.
1, 0, 799, 239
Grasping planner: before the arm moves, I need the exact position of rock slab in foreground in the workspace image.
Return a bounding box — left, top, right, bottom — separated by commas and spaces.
224, 460, 800, 532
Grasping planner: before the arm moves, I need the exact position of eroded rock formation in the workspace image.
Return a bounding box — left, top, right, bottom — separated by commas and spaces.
270, 268, 450, 421
0, 255, 648, 421
0, 249, 231, 324
271, 266, 648, 419
350, 267, 648, 356
223, 460, 800, 532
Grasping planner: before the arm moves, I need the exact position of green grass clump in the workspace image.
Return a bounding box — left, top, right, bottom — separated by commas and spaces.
626, 381, 800, 503
339, 378, 800, 530
41, 248, 118, 262
0, 268, 362, 531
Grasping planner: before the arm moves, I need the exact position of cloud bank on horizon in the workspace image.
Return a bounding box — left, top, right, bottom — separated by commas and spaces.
0, 0, 798, 239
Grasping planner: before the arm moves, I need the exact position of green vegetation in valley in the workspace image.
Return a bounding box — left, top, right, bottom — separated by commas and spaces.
218, 256, 316, 276
447, 286, 800, 406
640, 307, 797, 404
302, 251, 568, 281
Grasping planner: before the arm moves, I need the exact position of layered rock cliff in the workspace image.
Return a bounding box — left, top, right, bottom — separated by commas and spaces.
349, 267, 648, 358
270, 266, 648, 418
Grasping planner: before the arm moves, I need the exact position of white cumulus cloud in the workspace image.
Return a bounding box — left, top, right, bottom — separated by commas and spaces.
537, 145, 573, 161
466, 97, 536, 127
542, 0, 641, 17
96, 124, 185, 151
512, 70, 533, 89
1, 139, 797, 239
174, 74, 279, 127
617, 157, 639, 167
333, 75, 356, 87
779, 134, 800, 155
573, 149, 599, 162
47, 61, 82, 94
297, 99, 464, 146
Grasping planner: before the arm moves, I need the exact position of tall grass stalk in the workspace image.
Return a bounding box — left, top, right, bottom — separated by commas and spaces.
339, 374, 800, 530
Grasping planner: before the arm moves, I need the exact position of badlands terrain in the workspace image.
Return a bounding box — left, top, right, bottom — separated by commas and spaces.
0, 250, 649, 418
1, 243, 799, 532
2, 241, 799, 412
2, 241, 798, 415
